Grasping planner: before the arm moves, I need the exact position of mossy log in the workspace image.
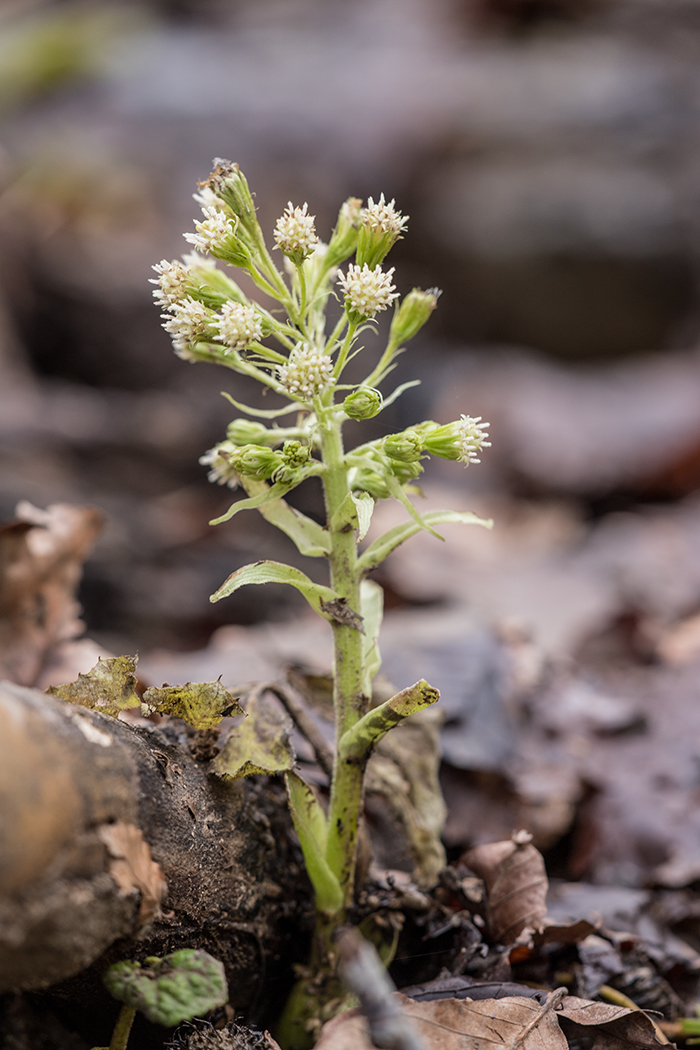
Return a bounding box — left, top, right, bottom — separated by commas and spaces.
0, 681, 310, 1023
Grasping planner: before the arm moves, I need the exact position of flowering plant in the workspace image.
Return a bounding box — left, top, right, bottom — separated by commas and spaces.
153, 162, 491, 1047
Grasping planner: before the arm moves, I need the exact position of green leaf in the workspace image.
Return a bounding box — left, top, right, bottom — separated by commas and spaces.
46, 655, 141, 717
210, 560, 358, 628
210, 481, 294, 526
103, 949, 228, 1027
211, 689, 296, 779
360, 579, 383, 696
381, 379, 421, 409
221, 391, 304, 418
339, 679, 441, 761
141, 680, 242, 730
357, 509, 493, 574
285, 772, 343, 916
329, 491, 374, 542
384, 472, 444, 540
240, 478, 330, 557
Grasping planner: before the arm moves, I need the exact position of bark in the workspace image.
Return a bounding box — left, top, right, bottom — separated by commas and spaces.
0, 682, 311, 1016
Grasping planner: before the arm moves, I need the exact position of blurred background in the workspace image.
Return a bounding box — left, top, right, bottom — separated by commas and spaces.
4, 0, 700, 885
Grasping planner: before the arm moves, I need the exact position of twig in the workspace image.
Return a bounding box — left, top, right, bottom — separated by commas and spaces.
504, 987, 568, 1050
338, 927, 427, 1050
266, 680, 335, 780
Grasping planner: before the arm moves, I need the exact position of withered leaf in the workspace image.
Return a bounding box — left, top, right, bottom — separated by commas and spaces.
558, 996, 665, 1050
464, 831, 548, 944
0, 502, 103, 687
211, 688, 295, 779
316, 992, 567, 1050
141, 678, 242, 729
47, 655, 141, 717
97, 821, 168, 924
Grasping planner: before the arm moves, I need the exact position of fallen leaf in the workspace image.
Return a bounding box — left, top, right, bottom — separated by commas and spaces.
315, 992, 568, 1050
211, 688, 295, 779
46, 655, 141, 717
464, 831, 548, 944
98, 821, 168, 924
142, 679, 243, 729
0, 502, 103, 687
557, 995, 665, 1049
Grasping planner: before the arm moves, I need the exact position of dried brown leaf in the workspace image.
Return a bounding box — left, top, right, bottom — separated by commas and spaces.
558, 996, 665, 1050
315, 992, 568, 1050
0, 502, 103, 687
464, 831, 548, 944
98, 821, 168, 924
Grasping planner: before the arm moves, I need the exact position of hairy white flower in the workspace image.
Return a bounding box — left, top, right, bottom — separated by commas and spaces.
184, 205, 235, 254
213, 301, 263, 350
277, 343, 334, 401
361, 194, 408, 235
200, 442, 239, 488
193, 186, 224, 212
274, 202, 319, 258
456, 415, 491, 465
150, 259, 191, 308
337, 263, 398, 318
161, 296, 213, 350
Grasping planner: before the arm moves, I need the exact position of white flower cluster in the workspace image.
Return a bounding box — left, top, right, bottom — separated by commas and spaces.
213, 301, 263, 351
200, 442, 239, 487
277, 343, 334, 401
361, 194, 408, 235
274, 202, 319, 258
456, 415, 491, 465
184, 205, 235, 254
337, 263, 398, 318
161, 297, 213, 352
150, 259, 190, 308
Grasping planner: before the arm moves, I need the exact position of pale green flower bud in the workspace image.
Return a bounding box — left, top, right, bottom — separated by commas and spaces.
384, 429, 422, 462
389, 287, 441, 346
226, 419, 270, 445
356, 194, 408, 269
352, 469, 391, 501
229, 444, 284, 481
281, 440, 311, 469
342, 387, 383, 420
391, 458, 423, 484
325, 197, 362, 269
202, 160, 261, 247
421, 415, 491, 466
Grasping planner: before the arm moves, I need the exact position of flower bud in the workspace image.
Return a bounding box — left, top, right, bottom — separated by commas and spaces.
229, 444, 284, 481
390, 458, 423, 484
277, 343, 335, 402
356, 194, 408, 269
342, 387, 383, 420
352, 469, 391, 501
325, 197, 362, 269
421, 415, 491, 466
227, 419, 270, 445
281, 440, 311, 469
337, 263, 399, 322
184, 207, 253, 268
384, 429, 422, 462
201, 160, 261, 246
389, 287, 441, 346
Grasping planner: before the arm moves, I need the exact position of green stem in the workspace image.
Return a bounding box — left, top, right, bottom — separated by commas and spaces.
109, 1005, 136, 1050
332, 322, 358, 379
362, 336, 400, 389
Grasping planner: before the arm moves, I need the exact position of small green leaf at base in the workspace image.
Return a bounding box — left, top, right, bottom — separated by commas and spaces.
103, 949, 228, 1027
285, 772, 343, 916
46, 655, 141, 718
141, 680, 242, 730
211, 689, 296, 779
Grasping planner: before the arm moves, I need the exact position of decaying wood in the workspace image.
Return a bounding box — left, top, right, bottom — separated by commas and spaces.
0, 682, 310, 1013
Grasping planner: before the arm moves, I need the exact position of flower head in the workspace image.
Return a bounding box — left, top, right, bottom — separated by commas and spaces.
356, 194, 408, 268
184, 205, 236, 255
161, 297, 215, 352
213, 301, 263, 351
150, 259, 193, 309
274, 202, 319, 263
421, 416, 491, 465
200, 441, 240, 488
337, 263, 398, 320
277, 343, 334, 402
